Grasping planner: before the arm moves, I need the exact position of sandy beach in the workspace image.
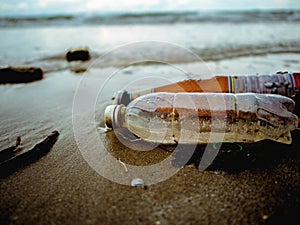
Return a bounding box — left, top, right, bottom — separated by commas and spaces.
1, 8, 300, 224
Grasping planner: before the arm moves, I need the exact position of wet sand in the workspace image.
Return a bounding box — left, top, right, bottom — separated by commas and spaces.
0, 54, 300, 225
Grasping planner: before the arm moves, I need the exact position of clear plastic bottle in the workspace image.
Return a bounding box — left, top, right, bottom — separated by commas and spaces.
105, 93, 298, 144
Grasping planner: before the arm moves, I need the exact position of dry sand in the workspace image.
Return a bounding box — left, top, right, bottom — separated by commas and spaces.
0, 54, 300, 225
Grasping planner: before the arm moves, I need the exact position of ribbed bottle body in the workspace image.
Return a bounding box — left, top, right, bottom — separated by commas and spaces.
124, 92, 298, 144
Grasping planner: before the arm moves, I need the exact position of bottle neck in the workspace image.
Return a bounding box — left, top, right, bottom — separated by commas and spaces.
104, 104, 126, 129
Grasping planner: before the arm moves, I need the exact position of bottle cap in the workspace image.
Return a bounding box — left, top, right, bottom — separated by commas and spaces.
104, 104, 125, 129
112, 91, 130, 105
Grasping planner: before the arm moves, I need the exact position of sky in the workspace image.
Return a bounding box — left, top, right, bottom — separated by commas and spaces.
1, 0, 300, 15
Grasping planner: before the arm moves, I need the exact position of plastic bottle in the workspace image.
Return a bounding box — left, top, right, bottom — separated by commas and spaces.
112, 72, 300, 105
105, 92, 298, 145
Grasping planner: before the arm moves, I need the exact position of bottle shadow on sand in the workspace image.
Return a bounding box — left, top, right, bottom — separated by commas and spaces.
173, 129, 300, 173
103, 128, 300, 174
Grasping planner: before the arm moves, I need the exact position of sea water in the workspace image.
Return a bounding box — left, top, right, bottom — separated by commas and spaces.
1, 10, 300, 71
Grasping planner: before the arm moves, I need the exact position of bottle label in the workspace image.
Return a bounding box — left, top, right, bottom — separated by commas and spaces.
228, 73, 295, 96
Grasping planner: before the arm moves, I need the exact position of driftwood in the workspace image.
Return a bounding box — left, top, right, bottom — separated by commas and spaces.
0, 137, 21, 163
0, 66, 43, 84
0, 131, 59, 178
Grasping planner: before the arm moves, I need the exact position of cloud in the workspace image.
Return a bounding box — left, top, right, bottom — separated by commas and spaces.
81, 0, 300, 11
81, 0, 260, 12
0, 0, 300, 15
84, 0, 162, 11
0, 1, 28, 11
164, 0, 218, 10
38, 0, 80, 8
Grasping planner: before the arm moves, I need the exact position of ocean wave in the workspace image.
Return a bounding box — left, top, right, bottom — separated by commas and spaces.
0, 15, 76, 27
1, 10, 300, 27
195, 42, 300, 61
28, 42, 300, 73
